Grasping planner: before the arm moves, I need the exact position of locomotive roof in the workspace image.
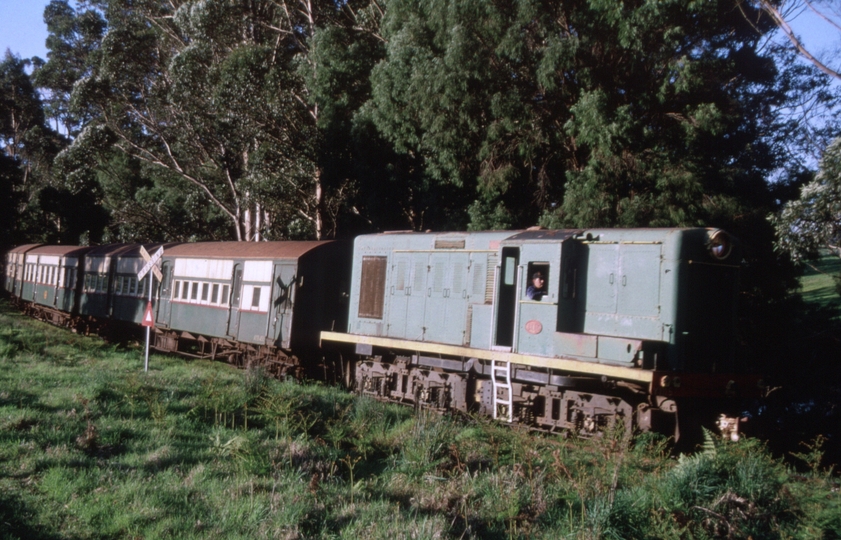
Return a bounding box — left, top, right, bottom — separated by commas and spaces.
163, 241, 336, 259
501, 229, 582, 242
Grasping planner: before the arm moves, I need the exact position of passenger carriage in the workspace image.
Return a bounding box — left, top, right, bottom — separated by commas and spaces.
6, 245, 92, 327
152, 241, 349, 377
4, 244, 42, 298
105, 244, 175, 325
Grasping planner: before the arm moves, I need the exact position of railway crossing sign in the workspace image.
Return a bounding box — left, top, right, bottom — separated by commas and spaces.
138, 246, 164, 281
141, 301, 155, 328
137, 245, 164, 373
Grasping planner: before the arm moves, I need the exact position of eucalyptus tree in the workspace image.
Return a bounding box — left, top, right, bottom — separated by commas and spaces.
364, 0, 794, 231
34, 0, 106, 135
1, 51, 77, 243
773, 136, 841, 261
66, 0, 379, 241
753, 0, 841, 81
1, 52, 49, 185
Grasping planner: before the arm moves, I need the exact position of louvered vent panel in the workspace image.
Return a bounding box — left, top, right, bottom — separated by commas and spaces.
358, 256, 387, 319
485, 254, 498, 304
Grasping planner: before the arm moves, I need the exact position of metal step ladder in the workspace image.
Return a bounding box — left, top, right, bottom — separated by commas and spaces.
491, 359, 513, 422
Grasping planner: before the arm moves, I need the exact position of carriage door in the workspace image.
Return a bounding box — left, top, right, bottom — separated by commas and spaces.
227, 264, 244, 338
494, 247, 519, 349
156, 261, 173, 327
31, 260, 39, 301
270, 264, 296, 348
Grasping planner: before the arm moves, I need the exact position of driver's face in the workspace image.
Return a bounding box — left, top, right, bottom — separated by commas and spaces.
533, 277, 544, 286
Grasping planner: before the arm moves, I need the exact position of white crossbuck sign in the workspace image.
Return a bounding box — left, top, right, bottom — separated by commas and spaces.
137, 246, 164, 281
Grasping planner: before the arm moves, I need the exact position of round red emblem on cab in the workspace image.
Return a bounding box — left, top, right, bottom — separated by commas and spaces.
525, 320, 543, 335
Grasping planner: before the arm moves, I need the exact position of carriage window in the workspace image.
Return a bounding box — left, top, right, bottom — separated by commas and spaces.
201, 283, 209, 301
358, 256, 387, 319
181, 281, 189, 300
221, 285, 229, 305
211, 283, 219, 304
191, 282, 199, 301
251, 287, 261, 309
116, 277, 124, 294
173, 281, 180, 299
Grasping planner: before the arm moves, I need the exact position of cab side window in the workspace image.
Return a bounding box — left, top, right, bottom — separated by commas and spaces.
525, 262, 549, 300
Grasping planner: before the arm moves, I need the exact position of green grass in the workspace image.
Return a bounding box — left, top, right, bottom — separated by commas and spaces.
0, 299, 839, 539
799, 249, 841, 317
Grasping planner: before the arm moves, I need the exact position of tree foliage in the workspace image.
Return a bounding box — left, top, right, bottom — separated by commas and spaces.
1, 51, 90, 245
49, 0, 384, 241
773, 136, 841, 261
34, 0, 106, 135
363, 0, 794, 231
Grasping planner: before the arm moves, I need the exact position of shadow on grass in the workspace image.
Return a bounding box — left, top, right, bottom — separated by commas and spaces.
0, 491, 66, 540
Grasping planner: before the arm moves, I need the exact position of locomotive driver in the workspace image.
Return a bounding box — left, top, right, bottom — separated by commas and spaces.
526, 271, 546, 300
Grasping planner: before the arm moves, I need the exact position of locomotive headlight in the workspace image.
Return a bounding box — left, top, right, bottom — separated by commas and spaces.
707, 229, 732, 260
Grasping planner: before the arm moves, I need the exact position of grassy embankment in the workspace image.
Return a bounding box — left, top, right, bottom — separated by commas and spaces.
799, 250, 841, 318
1, 300, 839, 539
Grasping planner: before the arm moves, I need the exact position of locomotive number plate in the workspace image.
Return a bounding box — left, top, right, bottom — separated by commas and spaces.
525, 320, 543, 335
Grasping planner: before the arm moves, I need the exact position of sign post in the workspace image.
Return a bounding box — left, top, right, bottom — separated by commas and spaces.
137, 246, 164, 373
